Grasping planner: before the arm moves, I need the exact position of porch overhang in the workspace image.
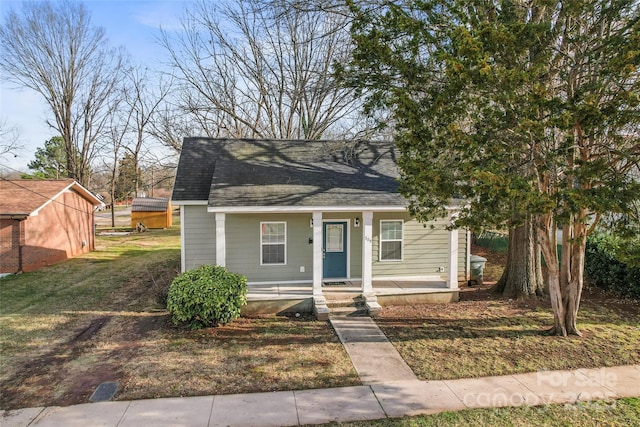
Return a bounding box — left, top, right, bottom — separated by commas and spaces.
206, 205, 408, 213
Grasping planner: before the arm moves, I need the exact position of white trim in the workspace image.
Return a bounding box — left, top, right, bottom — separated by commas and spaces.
312, 211, 323, 295
379, 219, 404, 262
32, 181, 103, 216
248, 280, 312, 286
180, 207, 186, 272
206, 204, 465, 213
215, 213, 226, 267
448, 227, 459, 289
172, 200, 208, 206
253, 278, 453, 286
362, 211, 374, 293
372, 275, 444, 281
260, 221, 287, 266
322, 219, 351, 279
466, 229, 471, 280
208, 205, 408, 213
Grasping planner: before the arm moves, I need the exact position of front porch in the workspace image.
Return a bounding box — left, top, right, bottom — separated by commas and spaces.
243, 279, 460, 317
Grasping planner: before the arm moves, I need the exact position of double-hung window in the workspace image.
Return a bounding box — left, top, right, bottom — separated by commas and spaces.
261, 222, 286, 265
380, 220, 403, 261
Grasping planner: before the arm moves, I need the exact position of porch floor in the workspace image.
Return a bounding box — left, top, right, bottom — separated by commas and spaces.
247, 279, 452, 301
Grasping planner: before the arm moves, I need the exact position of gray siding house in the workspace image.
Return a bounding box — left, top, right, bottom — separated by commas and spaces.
172, 138, 469, 317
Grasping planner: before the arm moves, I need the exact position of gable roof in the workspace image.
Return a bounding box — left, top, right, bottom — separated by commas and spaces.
131, 197, 171, 212
172, 138, 406, 209
0, 179, 103, 218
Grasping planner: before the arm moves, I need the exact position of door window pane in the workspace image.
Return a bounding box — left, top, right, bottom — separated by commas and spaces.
325, 224, 343, 252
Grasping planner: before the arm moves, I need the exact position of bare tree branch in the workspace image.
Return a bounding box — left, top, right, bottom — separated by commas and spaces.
0, 119, 23, 160
0, 0, 127, 186
159, 0, 375, 144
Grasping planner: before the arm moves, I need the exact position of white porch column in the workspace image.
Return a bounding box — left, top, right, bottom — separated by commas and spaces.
215, 213, 226, 267
361, 210, 374, 293
312, 211, 323, 295
447, 227, 459, 289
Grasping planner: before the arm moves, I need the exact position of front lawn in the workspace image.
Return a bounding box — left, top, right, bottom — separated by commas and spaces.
0, 226, 358, 410
377, 265, 640, 380
1, 225, 637, 414
310, 397, 640, 427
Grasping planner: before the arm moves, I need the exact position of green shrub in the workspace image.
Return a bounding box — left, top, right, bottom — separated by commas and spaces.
585, 233, 640, 299
167, 265, 247, 329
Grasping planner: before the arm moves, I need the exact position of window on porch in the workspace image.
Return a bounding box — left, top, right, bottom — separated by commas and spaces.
260, 222, 286, 265
380, 220, 403, 261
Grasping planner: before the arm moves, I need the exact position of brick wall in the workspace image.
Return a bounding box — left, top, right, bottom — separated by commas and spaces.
0, 219, 22, 274
1, 189, 96, 273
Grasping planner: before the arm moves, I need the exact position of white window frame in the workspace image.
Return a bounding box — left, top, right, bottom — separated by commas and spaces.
260, 221, 287, 265
379, 220, 403, 262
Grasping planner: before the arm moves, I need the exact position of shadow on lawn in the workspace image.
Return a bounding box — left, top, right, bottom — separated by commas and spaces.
375, 298, 639, 342
375, 316, 547, 340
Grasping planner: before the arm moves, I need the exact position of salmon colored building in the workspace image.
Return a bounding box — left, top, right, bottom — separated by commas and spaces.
0, 179, 104, 274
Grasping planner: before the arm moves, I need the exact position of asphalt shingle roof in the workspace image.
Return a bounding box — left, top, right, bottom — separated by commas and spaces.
131, 197, 170, 212
0, 179, 78, 215
172, 138, 406, 208
171, 138, 220, 202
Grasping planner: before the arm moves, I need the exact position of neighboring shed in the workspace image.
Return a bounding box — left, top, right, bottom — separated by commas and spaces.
130, 197, 172, 229
0, 179, 104, 274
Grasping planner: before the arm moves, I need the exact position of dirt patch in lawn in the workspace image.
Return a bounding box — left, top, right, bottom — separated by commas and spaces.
0, 316, 120, 409
116, 314, 358, 402
0, 311, 357, 410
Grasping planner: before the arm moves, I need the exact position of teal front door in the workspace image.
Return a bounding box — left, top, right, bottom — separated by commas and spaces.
323, 222, 347, 278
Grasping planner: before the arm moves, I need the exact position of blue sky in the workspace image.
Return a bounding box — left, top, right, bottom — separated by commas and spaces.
0, 0, 191, 171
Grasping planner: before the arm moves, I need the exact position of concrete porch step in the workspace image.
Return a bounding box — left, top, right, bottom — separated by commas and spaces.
324, 294, 366, 307
328, 306, 369, 317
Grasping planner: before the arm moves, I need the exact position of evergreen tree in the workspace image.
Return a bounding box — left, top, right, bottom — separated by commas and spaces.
27, 136, 69, 179
343, 0, 640, 335
114, 153, 140, 201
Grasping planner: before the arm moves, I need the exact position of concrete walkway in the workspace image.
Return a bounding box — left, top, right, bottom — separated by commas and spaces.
3, 365, 639, 426
329, 314, 417, 383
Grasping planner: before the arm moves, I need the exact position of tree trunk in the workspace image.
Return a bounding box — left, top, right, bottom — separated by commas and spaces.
564, 219, 587, 336
537, 219, 567, 336
537, 212, 588, 337
493, 217, 544, 298
110, 179, 116, 229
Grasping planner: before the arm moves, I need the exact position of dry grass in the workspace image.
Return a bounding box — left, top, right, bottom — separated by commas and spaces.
377, 294, 640, 380
376, 244, 640, 380
0, 225, 358, 410
311, 397, 640, 426
2, 225, 638, 414
116, 315, 358, 401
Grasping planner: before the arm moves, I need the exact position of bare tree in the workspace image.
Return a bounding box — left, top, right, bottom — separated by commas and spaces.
147, 104, 199, 153
103, 94, 134, 228
122, 66, 172, 196
0, 0, 126, 186
0, 119, 23, 160
160, 0, 371, 143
